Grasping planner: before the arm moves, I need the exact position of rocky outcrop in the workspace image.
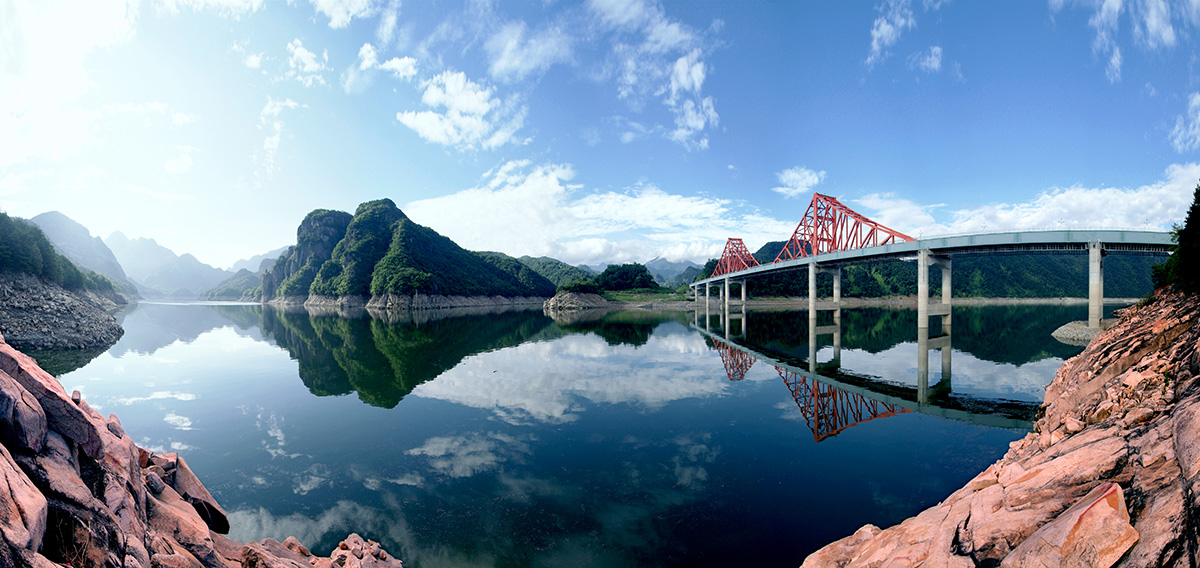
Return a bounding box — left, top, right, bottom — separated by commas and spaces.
542, 292, 608, 311
802, 288, 1200, 567
0, 330, 402, 567
0, 272, 123, 350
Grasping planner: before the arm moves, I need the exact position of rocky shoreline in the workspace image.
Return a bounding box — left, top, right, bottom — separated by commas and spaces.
0, 330, 403, 567
802, 287, 1200, 567
0, 272, 124, 351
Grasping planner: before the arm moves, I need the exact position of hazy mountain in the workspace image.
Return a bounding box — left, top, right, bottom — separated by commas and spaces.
29, 212, 139, 297
229, 246, 289, 273
105, 232, 232, 298
262, 199, 555, 300
645, 257, 700, 285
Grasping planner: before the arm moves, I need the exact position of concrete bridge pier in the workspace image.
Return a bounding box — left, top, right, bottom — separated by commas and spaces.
917, 250, 952, 330
917, 325, 953, 406
1089, 242, 1104, 329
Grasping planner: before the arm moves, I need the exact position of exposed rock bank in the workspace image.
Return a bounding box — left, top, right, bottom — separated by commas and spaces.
0, 330, 402, 567
0, 272, 124, 350
802, 288, 1200, 567
542, 292, 608, 311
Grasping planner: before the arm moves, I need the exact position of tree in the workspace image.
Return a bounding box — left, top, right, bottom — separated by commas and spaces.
596, 263, 657, 291
1153, 182, 1200, 292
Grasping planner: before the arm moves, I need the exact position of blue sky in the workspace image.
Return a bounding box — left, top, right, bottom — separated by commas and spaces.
2, 0, 1199, 269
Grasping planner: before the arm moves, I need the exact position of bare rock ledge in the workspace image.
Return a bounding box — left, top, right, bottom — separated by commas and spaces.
0, 330, 403, 568
802, 288, 1200, 567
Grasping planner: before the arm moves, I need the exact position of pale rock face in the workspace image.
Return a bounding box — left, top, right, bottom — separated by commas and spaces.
0, 442, 48, 553
801, 289, 1200, 567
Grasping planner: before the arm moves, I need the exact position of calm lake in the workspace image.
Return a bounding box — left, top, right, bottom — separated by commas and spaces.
42, 301, 1108, 567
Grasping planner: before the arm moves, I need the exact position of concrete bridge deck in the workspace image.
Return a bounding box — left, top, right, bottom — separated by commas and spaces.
691, 229, 1173, 329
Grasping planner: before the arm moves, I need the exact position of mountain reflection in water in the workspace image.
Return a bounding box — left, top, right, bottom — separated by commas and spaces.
46, 301, 1102, 567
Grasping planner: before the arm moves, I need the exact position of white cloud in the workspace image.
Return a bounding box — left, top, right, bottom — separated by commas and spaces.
344, 43, 417, 93
1133, 0, 1175, 49
377, 0, 400, 45
858, 163, 1200, 236
867, 0, 916, 67
854, 193, 935, 236
309, 0, 379, 28
379, 56, 417, 79
908, 45, 942, 72
589, 0, 655, 30
412, 333, 729, 424
164, 412, 193, 430
160, 0, 264, 17
286, 38, 329, 87
1170, 92, 1200, 153
586, 0, 718, 149
396, 70, 527, 150
243, 52, 263, 68
256, 97, 304, 178
165, 146, 198, 174
771, 167, 826, 198
403, 160, 793, 265
486, 22, 573, 82
115, 390, 198, 405
407, 432, 532, 478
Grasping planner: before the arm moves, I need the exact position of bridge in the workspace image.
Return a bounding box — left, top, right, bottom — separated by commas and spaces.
690, 193, 1174, 330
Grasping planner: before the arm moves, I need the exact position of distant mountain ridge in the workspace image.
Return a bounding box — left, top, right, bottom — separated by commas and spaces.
645, 257, 699, 286
105, 232, 233, 299
260, 199, 556, 304
229, 246, 288, 273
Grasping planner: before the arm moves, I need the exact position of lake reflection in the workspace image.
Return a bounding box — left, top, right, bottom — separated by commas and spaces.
49, 301, 1093, 567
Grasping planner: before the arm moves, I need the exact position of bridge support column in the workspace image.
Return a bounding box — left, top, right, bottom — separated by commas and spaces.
808, 262, 817, 324
917, 250, 952, 330
1089, 242, 1104, 329
740, 280, 747, 303
723, 278, 730, 310
705, 282, 711, 311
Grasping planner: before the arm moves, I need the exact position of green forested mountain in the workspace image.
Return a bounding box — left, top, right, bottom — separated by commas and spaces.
0, 212, 114, 292
261, 199, 555, 300
517, 256, 595, 287
695, 240, 1165, 298
200, 269, 261, 300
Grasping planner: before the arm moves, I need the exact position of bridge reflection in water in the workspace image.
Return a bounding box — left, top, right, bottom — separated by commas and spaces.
694, 302, 1035, 438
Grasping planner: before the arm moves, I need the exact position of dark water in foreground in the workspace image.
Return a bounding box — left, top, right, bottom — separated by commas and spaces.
46, 301, 1108, 567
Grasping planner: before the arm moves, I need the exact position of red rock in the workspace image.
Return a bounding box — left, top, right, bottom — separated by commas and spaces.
0, 367, 46, 453
0, 442, 47, 553
173, 455, 229, 534
1000, 482, 1138, 568
0, 339, 105, 458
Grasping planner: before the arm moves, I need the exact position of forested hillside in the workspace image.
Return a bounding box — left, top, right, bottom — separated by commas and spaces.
517, 256, 594, 287
0, 212, 114, 292
261, 199, 555, 300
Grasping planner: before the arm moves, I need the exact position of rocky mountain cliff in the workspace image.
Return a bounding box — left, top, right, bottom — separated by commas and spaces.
29, 212, 139, 299
261, 199, 555, 305
0, 330, 402, 567
803, 287, 1200, 567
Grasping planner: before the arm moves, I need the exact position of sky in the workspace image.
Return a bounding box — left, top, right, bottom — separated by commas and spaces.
2, 0, 1200, 270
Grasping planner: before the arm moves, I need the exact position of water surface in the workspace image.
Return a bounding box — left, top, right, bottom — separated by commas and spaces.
50, 301, 1099, 567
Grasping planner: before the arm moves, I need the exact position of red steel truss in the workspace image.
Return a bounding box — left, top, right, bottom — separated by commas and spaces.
774, 193, 914, 263
711, 337, 756, 381
777, 367, 908, 442
712, 238, 760, 278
